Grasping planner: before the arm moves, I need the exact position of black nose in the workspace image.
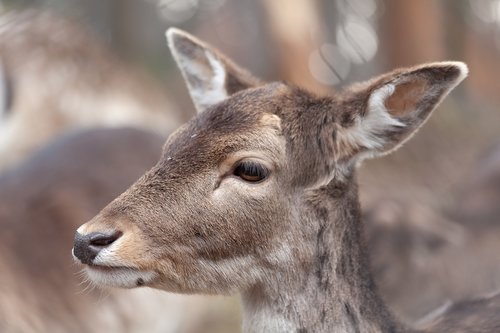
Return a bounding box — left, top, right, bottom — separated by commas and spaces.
73, 231, 122, 265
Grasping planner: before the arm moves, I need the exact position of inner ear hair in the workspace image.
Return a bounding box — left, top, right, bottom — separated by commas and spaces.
382, 61, 468, 119
337, 61, 468, 161
166, 28, 262, 113
385, 78, 428, 117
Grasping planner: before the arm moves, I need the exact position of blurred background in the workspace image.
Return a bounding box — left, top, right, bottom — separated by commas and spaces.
0, 0, 499, 332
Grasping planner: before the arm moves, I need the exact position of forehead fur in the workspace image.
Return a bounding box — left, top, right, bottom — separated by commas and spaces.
163, 83, 290, 165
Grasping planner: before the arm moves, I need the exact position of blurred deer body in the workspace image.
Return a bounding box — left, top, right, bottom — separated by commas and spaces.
73, 29, 500, 332
0, 10, 181, 173
365, 199, 500, 323
454, 142, 500, 226
0, 128, 232, 333
363, 139, 500, 322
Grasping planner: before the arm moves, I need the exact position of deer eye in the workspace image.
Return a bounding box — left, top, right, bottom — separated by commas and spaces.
233, 161, 269, 182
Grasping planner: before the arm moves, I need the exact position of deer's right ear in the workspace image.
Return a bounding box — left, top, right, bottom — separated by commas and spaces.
166, 28, 261, 113
336, 62, 468, 161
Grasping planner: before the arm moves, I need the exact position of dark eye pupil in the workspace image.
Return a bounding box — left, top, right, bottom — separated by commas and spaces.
233, 162, 268, 182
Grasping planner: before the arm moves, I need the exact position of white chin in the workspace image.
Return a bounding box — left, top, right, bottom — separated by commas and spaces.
85, 266, 156, 288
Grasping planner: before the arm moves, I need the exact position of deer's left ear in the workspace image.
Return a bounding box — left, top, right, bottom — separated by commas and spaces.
166, 28, 262, 113
337, 62, 468, 160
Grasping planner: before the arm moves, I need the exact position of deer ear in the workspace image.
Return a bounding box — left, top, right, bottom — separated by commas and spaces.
337, 62, 468, 160
166, 28, 261, 113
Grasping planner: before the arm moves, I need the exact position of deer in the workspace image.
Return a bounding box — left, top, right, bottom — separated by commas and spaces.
0, 10, 181, 173
73, 28, 500, 332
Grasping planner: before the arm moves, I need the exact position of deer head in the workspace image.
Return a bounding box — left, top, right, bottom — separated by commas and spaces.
73, 28, 467, 299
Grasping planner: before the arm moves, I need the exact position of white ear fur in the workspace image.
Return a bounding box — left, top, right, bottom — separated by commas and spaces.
338, 61, 468, 160
340, 84, 406, 154
166, 28, 228, 113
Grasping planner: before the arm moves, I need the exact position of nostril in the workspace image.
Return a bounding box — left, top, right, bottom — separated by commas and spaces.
73, 231, 122, 265
89, 231, 122, 247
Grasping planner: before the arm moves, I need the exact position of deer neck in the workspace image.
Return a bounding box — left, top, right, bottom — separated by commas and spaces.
240, 173, 408, 333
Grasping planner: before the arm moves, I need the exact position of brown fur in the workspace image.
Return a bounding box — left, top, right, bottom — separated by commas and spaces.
385, 79, 428, 117
74, 29, 499, 332
0, 128, 240, 333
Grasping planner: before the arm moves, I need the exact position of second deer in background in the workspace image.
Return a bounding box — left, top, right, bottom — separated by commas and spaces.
0, 10, 181, 173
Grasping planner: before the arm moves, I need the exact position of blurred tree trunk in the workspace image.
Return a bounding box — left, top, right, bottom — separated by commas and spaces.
260, 0, 330, 94
465, 30, 500, 105
381, 0, 445, 68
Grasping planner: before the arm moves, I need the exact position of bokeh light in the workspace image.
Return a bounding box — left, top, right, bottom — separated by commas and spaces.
156, 0, 199, 23
336, 16, 378, 64
309, 43, 350, 85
